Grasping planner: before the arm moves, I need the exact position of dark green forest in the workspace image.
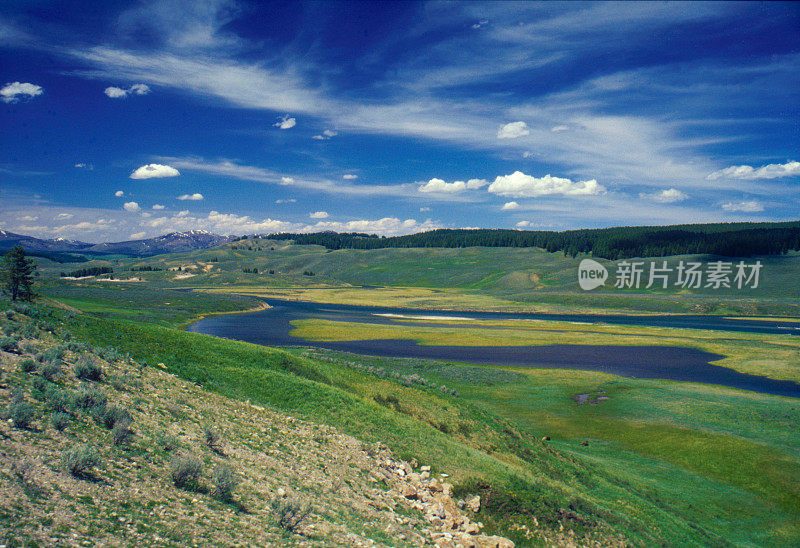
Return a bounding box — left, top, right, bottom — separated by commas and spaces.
264, 221, 800, 259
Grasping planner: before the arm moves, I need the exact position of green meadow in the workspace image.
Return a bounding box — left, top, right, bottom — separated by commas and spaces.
21, 240, 800, 545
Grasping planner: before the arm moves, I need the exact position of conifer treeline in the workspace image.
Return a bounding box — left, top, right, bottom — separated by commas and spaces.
264, 222, 800, 259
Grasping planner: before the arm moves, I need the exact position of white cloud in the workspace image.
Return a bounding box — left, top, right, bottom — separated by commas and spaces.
488, 171, 606, 198
129, 231, 147, 239
274, 115, 296, 129
74, 163, 93, 169
55, 213, 74, 220
640, 188, 689, 203
522, 151, 534, 158
420, 207, 431, 212
313, 129, 338, 140
152, 204, 165, 210
465, 178, 488, 189
114, 190, 124, 197
707, 161, 800, 180
130, 83, 150, 95
343, 174, 358, 180
104, 86, 127, 98
104, 83, 150, 98
281, 176, 295, 185
721, 200, 764, 212
177, 193, 204, 201
123, 201, 141, 212
17, 215, 37, 222
309, 211, 329, 219
418, 178, 466, 194
516, 220, 531, 228
310, 217, 441, 236
275, 198, 296, 204
472, 19, 489, 29
502, 201, 520, 210
551, 125, 569, 132
130, 163, 180, 179
1, 82, 43, 103
497, 121, 530, 139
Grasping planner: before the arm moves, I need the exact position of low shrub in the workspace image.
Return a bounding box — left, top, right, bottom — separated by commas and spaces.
271, 496, 312, 532
170, 454, 202, 490
204, 427, 221, 449
211, 464, 240, 502
50, 412, 71, 431
1, 336, 20, 353
9, 400, 36, 429
155, 431, 181, 452
94, 404, 132, 429
111, 422, 134, 446
72, 386, 107, 411
19, 358, 37, 373
37, 346, 66, 363
74, 357, 103, 382
62, 445, 100, 478
45, 386, 71, 412
39, 361, 61, 381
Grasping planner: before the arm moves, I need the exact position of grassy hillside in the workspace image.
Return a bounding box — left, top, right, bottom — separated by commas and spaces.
0, 303, 523, 548
32, 239, 800, 317
3, 300, 790, 547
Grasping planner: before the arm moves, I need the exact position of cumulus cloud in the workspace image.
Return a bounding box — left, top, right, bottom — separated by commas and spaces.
152, 204, 165, 210
130, 163, 180, 179
516, 221, 531, 228
488, 171, 606, 198
274, 115, 296, 129
129, 231, 147, 239
722, 200, 764, 212
275, 198, 296, 204
55, 213, 74, 220
1, 82, 43, 103
502, 201, 520, 210
309, 211, 329, 219
497, 121, 530, 139
418, 178, 487, 194
123, 201, 140, 212
640, 188, 688, 203
707, 161, 800, 180
177, 193, 203, 201
280, 176, 295, 185
343, 174, 358, 180
114, 190, 124, 197
313, 129, 338, 140
104, 83, 150, 98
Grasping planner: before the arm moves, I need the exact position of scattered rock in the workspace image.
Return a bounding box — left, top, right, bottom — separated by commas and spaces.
466, 495, 481, 513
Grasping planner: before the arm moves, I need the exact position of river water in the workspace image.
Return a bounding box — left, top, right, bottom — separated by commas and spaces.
186, 298, 800, 398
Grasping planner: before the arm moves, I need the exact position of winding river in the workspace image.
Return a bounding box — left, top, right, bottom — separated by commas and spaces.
186, 298, 800, 398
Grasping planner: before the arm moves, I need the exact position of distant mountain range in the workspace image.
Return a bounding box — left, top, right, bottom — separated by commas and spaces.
0, 229, 232, 258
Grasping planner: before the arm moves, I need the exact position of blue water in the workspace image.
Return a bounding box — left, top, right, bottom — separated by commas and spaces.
186, 298, 800, 398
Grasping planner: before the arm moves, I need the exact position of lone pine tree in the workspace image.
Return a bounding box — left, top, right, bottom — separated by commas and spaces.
1, 245, 37, 302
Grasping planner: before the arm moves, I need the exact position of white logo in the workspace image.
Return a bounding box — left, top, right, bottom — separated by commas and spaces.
578, 259, 608, 290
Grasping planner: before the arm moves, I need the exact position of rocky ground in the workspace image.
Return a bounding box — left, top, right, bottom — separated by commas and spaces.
0, 308, 520, 547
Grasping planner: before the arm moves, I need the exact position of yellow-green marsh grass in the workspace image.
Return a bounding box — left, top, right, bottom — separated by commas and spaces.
289, 317, 800, 383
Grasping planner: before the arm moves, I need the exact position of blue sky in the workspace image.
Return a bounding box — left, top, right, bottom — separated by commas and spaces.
0, 0, 798, 242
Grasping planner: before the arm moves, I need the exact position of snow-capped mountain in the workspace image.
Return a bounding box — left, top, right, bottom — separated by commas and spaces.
0, 230, 232, 256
